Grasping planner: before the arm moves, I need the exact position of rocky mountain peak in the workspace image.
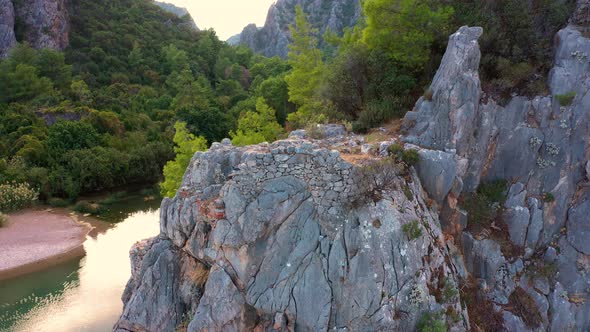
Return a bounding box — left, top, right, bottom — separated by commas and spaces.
234, 0, 362, 58
153, 1, 199, 30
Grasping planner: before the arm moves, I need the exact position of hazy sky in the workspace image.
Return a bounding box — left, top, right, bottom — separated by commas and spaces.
165, 0, 276, 40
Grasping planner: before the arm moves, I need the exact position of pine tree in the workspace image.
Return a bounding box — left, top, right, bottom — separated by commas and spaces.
285, 5, 325, 128
160, 122, 207, 198
231, 97, 284, 146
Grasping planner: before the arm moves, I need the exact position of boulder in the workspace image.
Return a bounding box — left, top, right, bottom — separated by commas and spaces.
414, 149, 457, 204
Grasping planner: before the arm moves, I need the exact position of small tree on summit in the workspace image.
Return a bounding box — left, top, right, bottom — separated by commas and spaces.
231, 97, 284, 146
285, 5, 325, 128
160, 122, 207, 198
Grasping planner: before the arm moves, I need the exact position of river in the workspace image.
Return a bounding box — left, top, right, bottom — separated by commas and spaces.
0, 194, 161, 332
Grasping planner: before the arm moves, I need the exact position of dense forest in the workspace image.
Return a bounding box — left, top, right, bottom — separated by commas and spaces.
0, 0, 575, 209
0, 0, 291, 206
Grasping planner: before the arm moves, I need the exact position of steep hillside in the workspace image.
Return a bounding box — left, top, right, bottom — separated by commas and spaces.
0, 0, 290, 201
235, 0, 361, 58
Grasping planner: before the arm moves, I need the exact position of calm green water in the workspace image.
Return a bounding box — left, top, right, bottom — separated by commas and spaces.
0, 194, 161, 332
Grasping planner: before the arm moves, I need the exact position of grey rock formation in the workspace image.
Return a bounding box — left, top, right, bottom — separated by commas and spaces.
414, 149, 457, 204
403, 4, 590, 328
153, 1, 198, 30
115, 139, 466, 331
13, 0, 69, 50
236, 0, 361, 58
572, 0, 590, 27
0, 0, 16, 58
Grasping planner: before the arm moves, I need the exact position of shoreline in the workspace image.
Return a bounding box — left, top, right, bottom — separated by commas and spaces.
0, 208, 94, 282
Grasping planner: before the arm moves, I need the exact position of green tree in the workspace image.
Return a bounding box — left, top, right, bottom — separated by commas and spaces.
363, 0, 454, 70
0, 64, 54, 103
230, 97, 284, 146
46, 121, 100, 154
285, 5, 326, 127
256, 75, 291, 125
160, 122, 207, 197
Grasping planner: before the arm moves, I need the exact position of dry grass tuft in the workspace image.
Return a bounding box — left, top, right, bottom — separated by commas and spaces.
188, 262, 210, 287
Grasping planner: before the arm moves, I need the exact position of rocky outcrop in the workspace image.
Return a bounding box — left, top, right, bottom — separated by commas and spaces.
572, 0, 590, 27
13, 0, 69, 50
153, 1, 198, 30
0, 0, 70, 58
403, 4, 590, 329
115, 139, 467, 331
235, 0, 361, 58
0, 0, 17, 58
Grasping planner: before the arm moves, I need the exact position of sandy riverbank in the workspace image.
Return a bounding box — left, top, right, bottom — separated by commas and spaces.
0, 209, 93, 281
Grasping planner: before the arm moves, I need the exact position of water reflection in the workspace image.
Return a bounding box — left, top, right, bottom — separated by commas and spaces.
0, 196, 160, 332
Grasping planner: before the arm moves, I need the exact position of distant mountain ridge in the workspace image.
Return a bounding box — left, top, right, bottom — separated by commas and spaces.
231, 0, 361, 58
153, 1, 199, 30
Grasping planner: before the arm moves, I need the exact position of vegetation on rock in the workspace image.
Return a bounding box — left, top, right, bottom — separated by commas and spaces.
160, 122, 207, 198
402, 220, 423, 240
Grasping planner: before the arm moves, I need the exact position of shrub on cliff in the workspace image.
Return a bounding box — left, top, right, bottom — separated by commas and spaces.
460, 180, 507, 230
416, 311, 447, 332
387, 144, 420, 167
0, 182, 39, 212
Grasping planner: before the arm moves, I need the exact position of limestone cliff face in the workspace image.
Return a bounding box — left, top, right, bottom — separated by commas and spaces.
0, 0, 17, 58
402, 1, 590, 329
115, 139, 466, 331
13, 0, 69, 50
236, 0, 361, 58
153, 1, 198, 30
0, 0, 69, 58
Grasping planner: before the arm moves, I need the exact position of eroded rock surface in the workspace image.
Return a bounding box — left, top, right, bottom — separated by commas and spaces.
13, 0, 69, 50
403, 9, 590, 331
0, 0, 17, 58
115, 140, 466, 331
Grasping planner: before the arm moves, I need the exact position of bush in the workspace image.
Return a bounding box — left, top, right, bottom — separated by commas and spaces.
402, 149, 420, 166
423, 88, 433, 101
74, 200, 104, 215
417, 311, 447, 332
352, 98, 404, 134
555, 91, 576, 106
355, 158, 400, 204
0, 213, 7, 227
543, 192, 555, 203
441, 278, 459, 303
387, 143, 404, 157
0, 182, 39, 212
100, 191, 127, 206
508, 287, 542, 328
47, 197, 70, 207
304, 123, 325, 139
402, 220, 422, 240
387, 144, 420, 167
460, 180, 507, 229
